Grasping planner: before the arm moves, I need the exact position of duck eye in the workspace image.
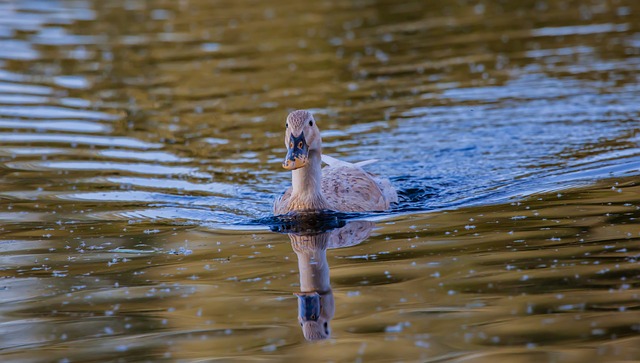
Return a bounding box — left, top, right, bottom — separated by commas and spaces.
309, 120, 313, 126
286, 123, 288, 128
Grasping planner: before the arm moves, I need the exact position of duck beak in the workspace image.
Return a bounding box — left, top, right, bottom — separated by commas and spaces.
283, 132, 308, 170
295, 292, 321, 322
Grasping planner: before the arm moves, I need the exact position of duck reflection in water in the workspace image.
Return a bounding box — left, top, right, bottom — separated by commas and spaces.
275, 218, 374, 341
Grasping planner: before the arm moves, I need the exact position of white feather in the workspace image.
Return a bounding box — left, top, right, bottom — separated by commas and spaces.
322, 154, 378, 168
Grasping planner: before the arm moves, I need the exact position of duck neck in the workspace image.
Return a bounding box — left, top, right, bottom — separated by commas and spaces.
290, 150, 329, 211
291, 234, 331, 293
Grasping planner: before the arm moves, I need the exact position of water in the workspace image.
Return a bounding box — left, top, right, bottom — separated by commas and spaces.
0, 0, 639, 361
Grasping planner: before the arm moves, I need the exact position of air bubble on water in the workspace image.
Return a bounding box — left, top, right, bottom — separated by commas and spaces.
385, 323, 403, 332
262, 344, 277, 352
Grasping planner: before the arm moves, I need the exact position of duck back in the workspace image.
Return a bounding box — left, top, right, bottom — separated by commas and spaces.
321, 163, 397, 212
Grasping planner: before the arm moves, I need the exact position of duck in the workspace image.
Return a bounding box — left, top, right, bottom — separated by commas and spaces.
273, 110, 398, 215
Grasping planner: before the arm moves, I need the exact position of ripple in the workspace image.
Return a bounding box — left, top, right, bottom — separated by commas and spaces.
0, 106, 120, 121
0, 146, 67, 156
0, 133, 162, 149
96, 149, 189, 162
56, 190, 197, 203
32, 29, 104, 46
0, 40, 38, 60
525, 45, 594, 58
95, 207, 245, 223
0, 212, 48, 223
532, 23, 630, 37
53, 75, 90, 89
0, 119, 110, 133
5, 161, 209, 178
0, 95, 50, 105
90, 176, 242, 196
0, 82, 52, 95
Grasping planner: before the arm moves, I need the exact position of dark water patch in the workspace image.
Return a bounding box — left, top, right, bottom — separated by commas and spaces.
391, 175, 439, 210
254, 212, 349, 234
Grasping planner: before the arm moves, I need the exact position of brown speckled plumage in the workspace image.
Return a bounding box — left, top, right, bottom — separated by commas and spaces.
286, 110, 311, 130
274, 110, 398, 214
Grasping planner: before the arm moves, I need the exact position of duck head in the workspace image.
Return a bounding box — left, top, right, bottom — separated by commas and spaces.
295, 290, 334, 340
283, 110, 322, 170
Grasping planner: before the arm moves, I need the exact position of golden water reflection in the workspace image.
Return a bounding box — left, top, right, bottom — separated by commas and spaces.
1, 177, 639, 361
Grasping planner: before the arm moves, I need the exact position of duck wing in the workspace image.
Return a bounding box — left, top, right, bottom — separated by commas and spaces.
321, 156, 397, 212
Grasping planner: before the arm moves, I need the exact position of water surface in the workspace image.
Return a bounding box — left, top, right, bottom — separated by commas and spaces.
1, 0, 640, 361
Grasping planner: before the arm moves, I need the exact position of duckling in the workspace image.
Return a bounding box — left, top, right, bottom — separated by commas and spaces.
274, 110, 398, 215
